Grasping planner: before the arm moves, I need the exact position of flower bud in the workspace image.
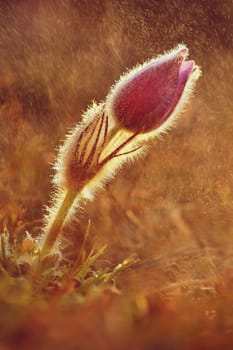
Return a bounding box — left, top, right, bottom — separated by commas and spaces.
41, 45, 201, 257
106, 45, 201, 133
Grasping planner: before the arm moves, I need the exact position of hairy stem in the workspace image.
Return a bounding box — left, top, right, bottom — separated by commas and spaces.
40, 189, 77, 258
40, 125, 137, 258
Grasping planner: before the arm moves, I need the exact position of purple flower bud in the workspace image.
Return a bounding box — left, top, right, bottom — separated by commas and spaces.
106, 45, 201, 133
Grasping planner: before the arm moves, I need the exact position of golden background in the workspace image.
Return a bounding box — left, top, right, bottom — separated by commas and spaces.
0, 1, 232, 349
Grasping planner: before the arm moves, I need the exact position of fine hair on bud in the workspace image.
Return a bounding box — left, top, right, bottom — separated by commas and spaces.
106, 44, 201, 137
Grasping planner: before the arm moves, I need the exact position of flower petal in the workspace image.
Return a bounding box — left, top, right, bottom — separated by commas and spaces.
106, 45, 200, 134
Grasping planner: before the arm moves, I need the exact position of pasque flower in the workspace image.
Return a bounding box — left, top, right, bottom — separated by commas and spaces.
40, 44, 201, 257
106, 44, 200, 133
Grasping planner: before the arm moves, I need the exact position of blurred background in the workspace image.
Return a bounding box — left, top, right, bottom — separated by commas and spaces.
0, 0, 233, 348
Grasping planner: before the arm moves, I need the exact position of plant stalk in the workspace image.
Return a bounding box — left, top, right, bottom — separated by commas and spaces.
40, 128, 136, 258
40, 188, 77, 258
